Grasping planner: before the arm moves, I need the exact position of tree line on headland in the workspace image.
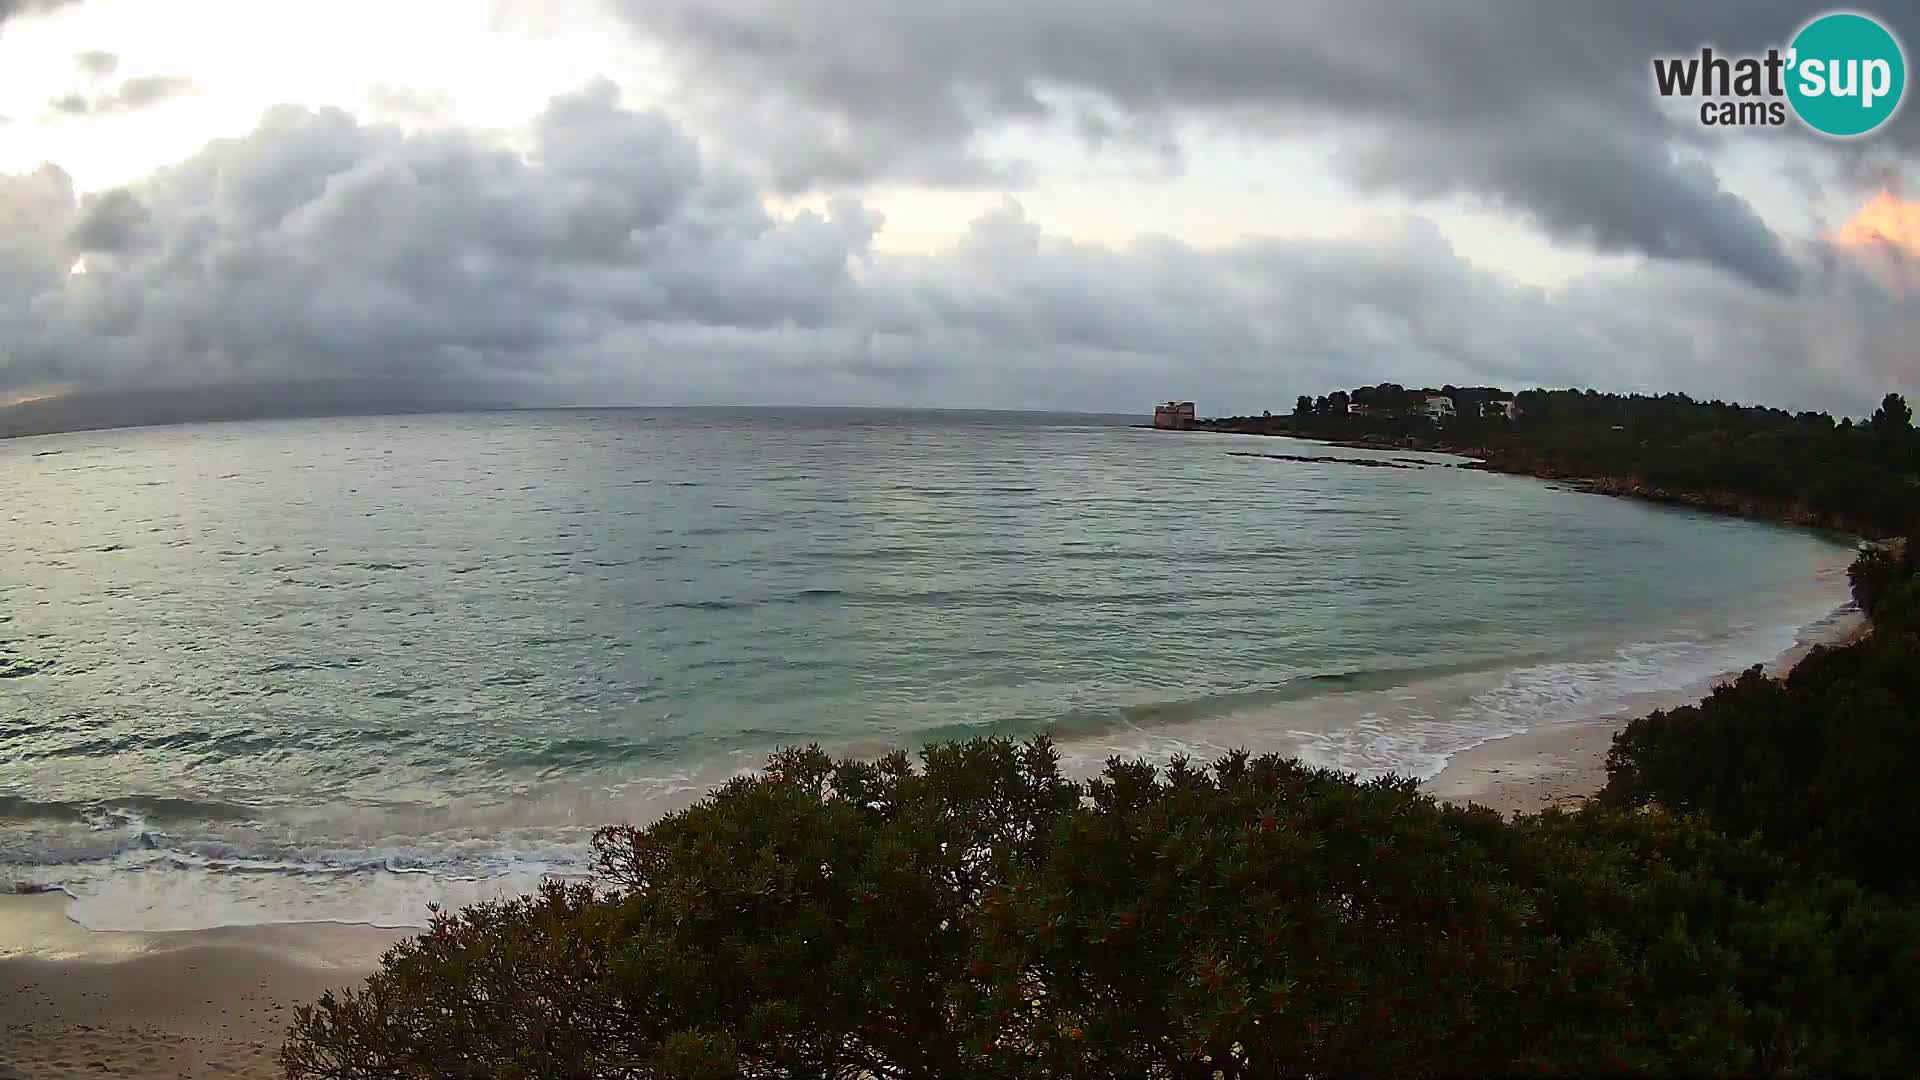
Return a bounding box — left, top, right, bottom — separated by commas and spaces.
285, 389, 1920, 1078
1203, 384, 1920, 537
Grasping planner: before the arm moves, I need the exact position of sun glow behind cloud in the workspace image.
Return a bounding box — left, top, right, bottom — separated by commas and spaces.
1832, 191, 1920, 255
1830, 190, 1920, 295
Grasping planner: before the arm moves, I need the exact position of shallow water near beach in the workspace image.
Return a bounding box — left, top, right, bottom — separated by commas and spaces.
1, 408, 1856, 929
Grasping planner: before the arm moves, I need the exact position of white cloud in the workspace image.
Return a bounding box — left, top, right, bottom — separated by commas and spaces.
4, 79, 1912, 422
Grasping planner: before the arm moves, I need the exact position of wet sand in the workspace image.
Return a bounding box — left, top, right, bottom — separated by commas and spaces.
1424, 608, 1868, 816
0, 893, 403, 1079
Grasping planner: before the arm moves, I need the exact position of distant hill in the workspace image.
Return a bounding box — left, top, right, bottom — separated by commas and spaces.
0, 378, 524, 440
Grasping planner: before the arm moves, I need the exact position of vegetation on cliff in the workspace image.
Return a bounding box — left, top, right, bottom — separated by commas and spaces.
1209, 387, 1920, 536
1601, 538, 1920, 899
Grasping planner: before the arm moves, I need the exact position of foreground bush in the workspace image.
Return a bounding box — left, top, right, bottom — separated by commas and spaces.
283, 738, 1920, 1078
1602, 536, 1920, 898
1849, 538, 1917, 634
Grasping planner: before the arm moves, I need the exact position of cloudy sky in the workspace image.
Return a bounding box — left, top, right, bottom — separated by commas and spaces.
1, 0, 1916, 422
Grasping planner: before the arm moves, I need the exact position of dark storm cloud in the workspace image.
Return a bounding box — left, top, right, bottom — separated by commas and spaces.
5, 81, 880, 397
3, 80, 1912, 429
0, 164, 82, 391
68, 188, 147, 251
50, 74, 196, 115
608, 0, 1920, 292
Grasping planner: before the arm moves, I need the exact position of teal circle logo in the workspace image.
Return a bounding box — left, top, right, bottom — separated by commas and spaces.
1787, 12, 1906, 136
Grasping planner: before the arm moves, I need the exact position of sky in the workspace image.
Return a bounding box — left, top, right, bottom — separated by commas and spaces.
1, 0, 1917, 423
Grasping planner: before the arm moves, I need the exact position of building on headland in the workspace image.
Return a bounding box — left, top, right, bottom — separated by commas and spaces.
1423, 394, 1456, 420
1480, 397, 1518, 420
1153, 401, 1197, 430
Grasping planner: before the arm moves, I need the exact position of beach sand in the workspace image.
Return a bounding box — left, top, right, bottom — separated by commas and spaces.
1424, 608, 1869, 816
0, 893, 404, 1079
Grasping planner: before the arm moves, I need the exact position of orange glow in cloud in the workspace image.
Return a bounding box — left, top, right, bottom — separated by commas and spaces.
1832, 191, 1920, 256
1830, 190, 1920, 297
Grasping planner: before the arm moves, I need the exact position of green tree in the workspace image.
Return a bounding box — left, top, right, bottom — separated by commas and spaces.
1870, 392, 1912, 438
1294, 395, 1313, 417
1602, 547, 1920, 899
285, 739, 1920, 1079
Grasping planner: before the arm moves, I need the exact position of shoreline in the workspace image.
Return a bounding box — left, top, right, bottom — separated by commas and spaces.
1180, 424, 1889, 538
2, 432, 1873, 1074
1421, 605, 1869, 817
1173, 420, 1877, 816
1, 614, 1871, 1079
0, 892, 402, 1079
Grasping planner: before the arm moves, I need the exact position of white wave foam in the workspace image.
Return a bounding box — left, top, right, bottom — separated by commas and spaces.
1048, 593, 1855, 788
8, 591, 1860, 933
1285, 598, 1851, 782
17, 839, 599, 932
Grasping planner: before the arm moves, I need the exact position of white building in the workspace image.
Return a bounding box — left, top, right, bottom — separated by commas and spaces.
1480, 398, 1518, 420
1424, 394, 1455, 420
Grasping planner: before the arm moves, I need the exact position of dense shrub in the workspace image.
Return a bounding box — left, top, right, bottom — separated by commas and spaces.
1849, 538, 1917, 633
285, 739, 1920, 1078
1601, 605, 1920, 898
285, 738, 1078, 1079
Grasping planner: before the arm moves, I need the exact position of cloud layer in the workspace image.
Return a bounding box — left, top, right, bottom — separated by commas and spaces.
3, 79, 1912, 419
0, 0, 78, 24
50, 73, 195, 116
608, 0, 1902, 292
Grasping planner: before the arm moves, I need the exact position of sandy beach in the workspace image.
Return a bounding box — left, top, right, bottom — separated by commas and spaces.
1424, 607, 1869, 816
0, 893, 403, 1079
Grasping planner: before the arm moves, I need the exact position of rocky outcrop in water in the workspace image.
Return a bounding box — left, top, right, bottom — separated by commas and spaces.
1227, 451, 1426, 470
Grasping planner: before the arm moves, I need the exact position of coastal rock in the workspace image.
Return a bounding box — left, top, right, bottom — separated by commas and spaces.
1227, 451, 1423, 470
1451, 459, 1879, 537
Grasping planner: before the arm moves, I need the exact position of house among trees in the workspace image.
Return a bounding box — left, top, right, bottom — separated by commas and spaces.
1152, 401, 1197, 430
1289, 383, 1518, 425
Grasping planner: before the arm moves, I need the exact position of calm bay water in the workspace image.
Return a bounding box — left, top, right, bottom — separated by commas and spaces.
1, 409, 1855, 928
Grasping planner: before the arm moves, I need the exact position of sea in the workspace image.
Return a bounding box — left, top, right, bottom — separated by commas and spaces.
0, 409, 1858, 930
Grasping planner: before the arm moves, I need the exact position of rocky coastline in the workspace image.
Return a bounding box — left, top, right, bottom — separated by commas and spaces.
1182, 422, 1887, 539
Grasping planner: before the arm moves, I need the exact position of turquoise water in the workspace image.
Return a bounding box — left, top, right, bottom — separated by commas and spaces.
0, 409, 1855, 928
